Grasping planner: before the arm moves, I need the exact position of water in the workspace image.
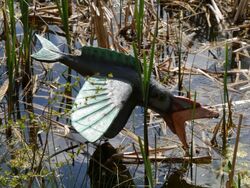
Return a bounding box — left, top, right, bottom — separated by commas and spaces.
1, 31, 250, 187
1, 2, 250, 187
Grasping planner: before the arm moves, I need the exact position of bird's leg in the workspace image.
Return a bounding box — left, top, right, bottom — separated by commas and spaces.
163, 111, 189, 150
171, 110, 190, 150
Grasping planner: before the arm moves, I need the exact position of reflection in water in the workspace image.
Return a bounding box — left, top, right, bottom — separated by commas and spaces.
88, 142, 135, 188
163, 171, 204, 188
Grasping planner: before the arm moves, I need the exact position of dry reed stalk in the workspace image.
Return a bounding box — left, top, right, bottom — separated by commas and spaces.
168, 66, 250, 77
161, 1, 196, 14
123, 145, 179, 156
210, 0, 224, 21
119, 154, 212, 164
0, 79, 9, 102
234, 47, 250, 57
214, 99, 250, 110
124, 0, 133, 27
91, 0, 109, 48
30, 4, 58, 11
234, 0, 248, 23
227, 114, 243, 188
164, 66, 242, 94
210, 118, 223, 146
121, 128, 153, 150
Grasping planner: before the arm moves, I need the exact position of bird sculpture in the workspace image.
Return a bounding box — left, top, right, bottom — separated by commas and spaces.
31, 35, 219, 149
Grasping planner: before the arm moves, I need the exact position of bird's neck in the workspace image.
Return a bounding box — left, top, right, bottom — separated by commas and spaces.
147, 79, 174, 115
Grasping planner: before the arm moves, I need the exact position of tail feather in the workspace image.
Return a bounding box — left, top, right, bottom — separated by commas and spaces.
31, 34, 62, 62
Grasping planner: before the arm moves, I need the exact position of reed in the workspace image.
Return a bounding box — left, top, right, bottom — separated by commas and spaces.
139, 137, 154, 188
55, 0, 71, 46
133, 0, 149, 185
222, 43, 230, 149
3, 0, 17, 137
190, 92, 197, 181
228, 114, 243, 188
20, 0, 32, 86
142, 1, 158, 162
55, 0, 73, 123
134, 0, 159, 186
134, 0, 144, 48
93, 1, 109, 48
177, 12, 183, 96
20, 0, 38, 148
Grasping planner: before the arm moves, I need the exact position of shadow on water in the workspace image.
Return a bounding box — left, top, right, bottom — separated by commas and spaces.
162, 171, 204, 188
88, 142, 135, 188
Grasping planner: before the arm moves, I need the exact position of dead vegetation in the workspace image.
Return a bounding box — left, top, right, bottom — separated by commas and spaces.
0, 0, 250, 187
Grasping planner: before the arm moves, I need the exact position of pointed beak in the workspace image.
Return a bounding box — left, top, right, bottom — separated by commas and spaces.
164, 96, 219, 149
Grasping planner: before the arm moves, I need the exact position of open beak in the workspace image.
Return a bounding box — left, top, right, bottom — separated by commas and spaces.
164, 96, 219, 149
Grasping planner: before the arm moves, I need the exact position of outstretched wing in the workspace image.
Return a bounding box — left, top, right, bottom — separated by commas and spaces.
71, 76, 133, 142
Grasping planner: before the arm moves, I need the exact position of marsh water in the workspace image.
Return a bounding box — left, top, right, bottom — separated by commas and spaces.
0, 1, 250, 188
14, 33, 249, 188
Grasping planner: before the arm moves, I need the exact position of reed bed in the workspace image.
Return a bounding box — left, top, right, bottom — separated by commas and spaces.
0, 0, 249, 187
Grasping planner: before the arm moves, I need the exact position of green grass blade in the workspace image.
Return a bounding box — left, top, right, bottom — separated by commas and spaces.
177, 11, 183, 95
56, 0, 70, 46
4, 0, 17, 122
3, 9, 12, 91
20, 0, 32, 85
134, 0, 144, 46
20, 0, 30, 52
143, 52, 148, 104
222, 43, 229, 148
138, 137, 154, 188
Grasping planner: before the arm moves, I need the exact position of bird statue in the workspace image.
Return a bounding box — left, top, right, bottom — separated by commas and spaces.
31, 35, 219, 149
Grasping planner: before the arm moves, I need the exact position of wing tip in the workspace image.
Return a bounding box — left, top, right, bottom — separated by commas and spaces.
31, 35, 62, 62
